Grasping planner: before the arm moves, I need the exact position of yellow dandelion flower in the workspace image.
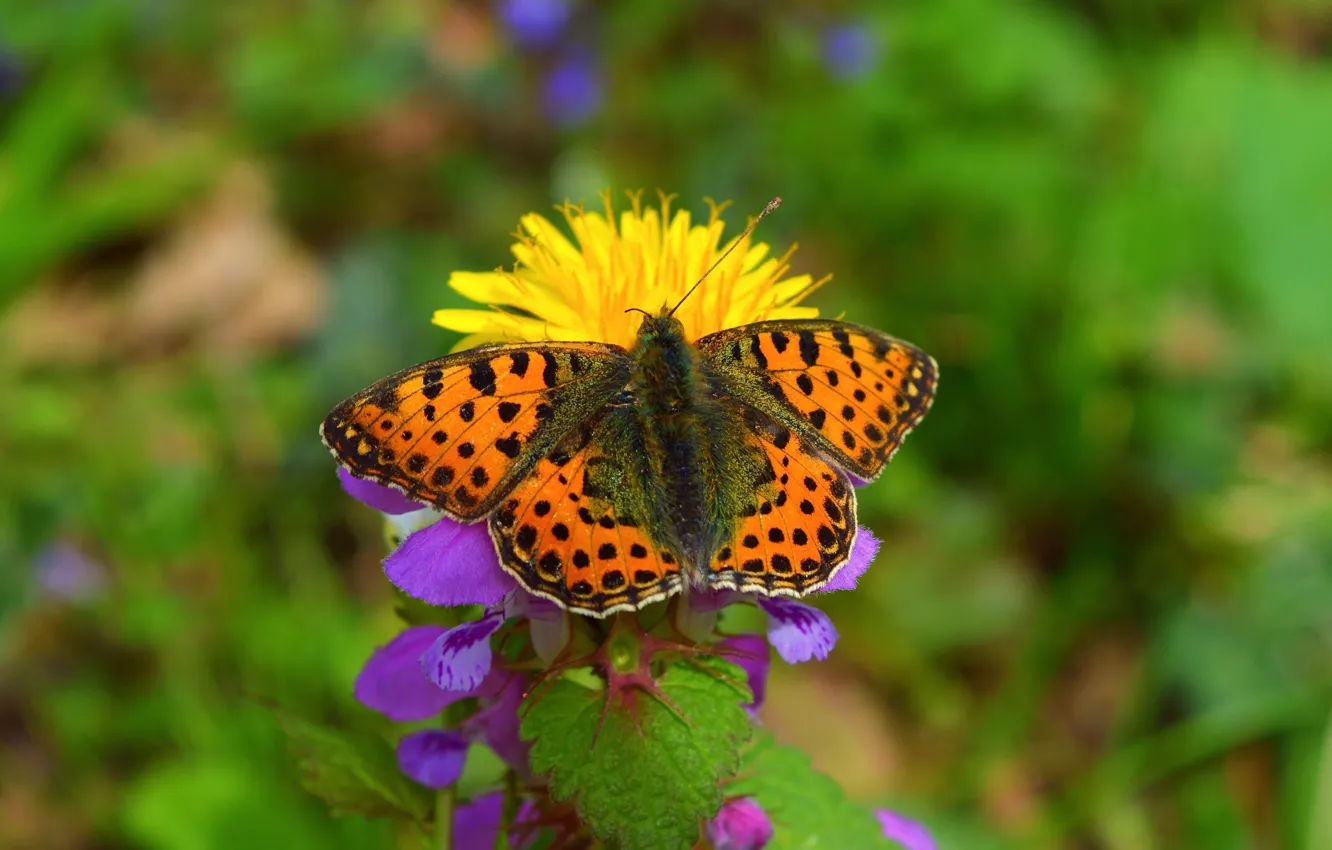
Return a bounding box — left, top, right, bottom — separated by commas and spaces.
433, 191, 828, 350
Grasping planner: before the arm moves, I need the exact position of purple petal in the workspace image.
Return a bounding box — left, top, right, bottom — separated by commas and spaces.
33, 541, 106, 603
386, 515, 516, 606
707, 797, 774, 850
689, 589, 746, 613
337, 467, 422, 515
823, 22, 881, 81
466, 674, 530, 773
876, 810, 936, 850
759, 598, 839, 664
543, 52, 602, 127
396, 729, 468, 789
422, 611, 505, 692
355, 626, 457, 721
720, 635, 770, 714
816, 527, 880, 594
498, 0, 570, 48
454, 792, 540, 850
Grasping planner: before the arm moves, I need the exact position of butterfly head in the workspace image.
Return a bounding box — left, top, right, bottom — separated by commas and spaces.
624, 307, 687, 343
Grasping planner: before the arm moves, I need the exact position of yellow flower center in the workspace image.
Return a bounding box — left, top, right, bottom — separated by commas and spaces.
433, 191, 828, 350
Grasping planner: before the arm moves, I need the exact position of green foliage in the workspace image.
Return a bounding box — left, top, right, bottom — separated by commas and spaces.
522, 658, 752, 849
733, 735, 889, 849
274, 709, 432, 824
3, 0, 1331, 846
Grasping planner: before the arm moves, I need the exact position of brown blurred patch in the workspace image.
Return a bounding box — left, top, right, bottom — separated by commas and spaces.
2, 161, 325, 367
761, 663, 903, 798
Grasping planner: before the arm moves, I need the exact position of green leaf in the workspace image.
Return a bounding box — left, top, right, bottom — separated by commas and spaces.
522, 657, 752, 849
732, 735, 889, 848
273, 709, 432, 824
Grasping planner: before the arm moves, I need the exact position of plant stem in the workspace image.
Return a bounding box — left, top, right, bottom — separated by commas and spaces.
435, 784, 455, 850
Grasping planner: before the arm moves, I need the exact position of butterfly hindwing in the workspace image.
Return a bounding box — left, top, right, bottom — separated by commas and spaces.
697, 320, 937, 481
704, 412, 857, 596
322, 342, 630, 519
490, 410, 686, 617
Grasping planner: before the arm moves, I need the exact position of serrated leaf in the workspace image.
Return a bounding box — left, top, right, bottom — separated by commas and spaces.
274, 709, 432, 823
732, 735, 889, 848
521, 657, 752, 850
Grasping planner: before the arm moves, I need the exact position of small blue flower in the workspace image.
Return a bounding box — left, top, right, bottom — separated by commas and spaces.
822, 21, 881, 81
543, 52, 602, 127
497, 0, 571, 48
396, 729, 469, 788
708, 797, 774, 850
422, 608, 507, 691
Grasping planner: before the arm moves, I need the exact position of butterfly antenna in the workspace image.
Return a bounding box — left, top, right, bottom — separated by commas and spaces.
668, 196, 782, 317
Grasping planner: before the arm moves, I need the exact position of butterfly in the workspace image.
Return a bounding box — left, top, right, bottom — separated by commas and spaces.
322, 310, 936, 617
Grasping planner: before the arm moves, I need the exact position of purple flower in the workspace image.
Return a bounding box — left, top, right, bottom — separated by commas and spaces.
422, 608, 506, 691
822, 21, 881, 81
465, 673, 530, 772
0, 48, 23, 99
759, 597, 838, 663
397, 729, 468, 788
819, 527, 880, 593
454, 792, 539, 850
356, 625, 502, 721
337, 468, 423, 515
543, 52, 601, 127
33, 541, 106, 603
876, 809, 936, 850
707, 798, 773, 850
387, 516, 516, 607
720, 635, 769, 715
498, 0, 571, 48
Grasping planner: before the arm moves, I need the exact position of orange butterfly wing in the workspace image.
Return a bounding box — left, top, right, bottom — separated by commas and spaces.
322, 342, 629, 519
697, 320, 937, 481
490, 416, 685, 617
704, 413, 858, 595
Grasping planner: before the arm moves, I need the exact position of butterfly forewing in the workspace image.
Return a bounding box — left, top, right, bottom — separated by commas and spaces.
322, 342, 630, 519
697, 320, 937, 481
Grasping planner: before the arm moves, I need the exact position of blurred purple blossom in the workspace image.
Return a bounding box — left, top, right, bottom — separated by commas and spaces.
396, 729, 469, 788
498, 0, 572, 48
759, 597, 838, 663
543, 52, 602, 127
0, 48, 23, 99
33, 541, 106, 603
707, 797, 773, 850
337, 468, 422, 515
876, 809, 936, 850
822, 21, 881, 81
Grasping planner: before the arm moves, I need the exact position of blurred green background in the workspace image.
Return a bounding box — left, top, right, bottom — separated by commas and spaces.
2, 1, 1331, 848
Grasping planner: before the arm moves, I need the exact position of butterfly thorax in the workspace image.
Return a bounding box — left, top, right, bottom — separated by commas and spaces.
618, 312, 744, 577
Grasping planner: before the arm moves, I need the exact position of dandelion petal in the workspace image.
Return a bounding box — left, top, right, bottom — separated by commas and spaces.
396, 729, 468, 789
385, 516, 515, 607
759, 597, 838, 663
